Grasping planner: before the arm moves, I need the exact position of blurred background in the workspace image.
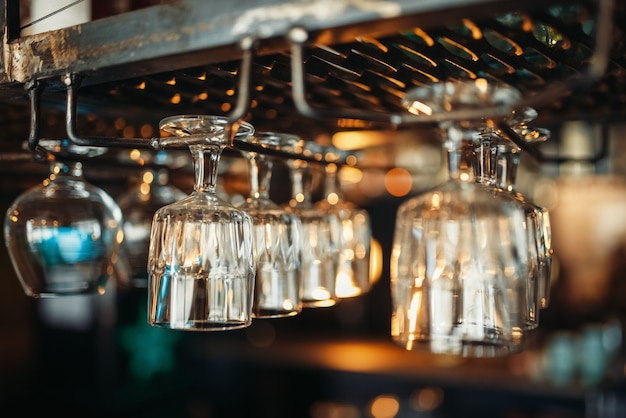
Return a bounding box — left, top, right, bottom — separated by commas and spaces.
1, 1, 626, 417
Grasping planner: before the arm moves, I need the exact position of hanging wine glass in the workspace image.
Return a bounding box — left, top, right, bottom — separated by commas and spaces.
281, 137, 337, 308
147, 115, 256, 331
4, 139, 123, 297
391, 78, 530, 357
116, 150, 188, 288
314, 145, 372, 298
236, 132, 303, 318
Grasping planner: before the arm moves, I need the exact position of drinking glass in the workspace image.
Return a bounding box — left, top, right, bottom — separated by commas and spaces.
474, 125, 542, 330
315, 145, 372, 298
281, 137, 337, 308
391, 78, 530, 357
236, 132, 303, 318
147, 115, 256, 331
116, 150, 188, 288
503, 107, 553, 309
4, 139, 123, 297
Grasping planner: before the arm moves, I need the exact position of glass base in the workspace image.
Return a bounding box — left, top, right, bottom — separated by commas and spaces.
252, 309, 301, 319
149, 319, 251, 331
394, 327, 525, 358
302, 299, 337, 308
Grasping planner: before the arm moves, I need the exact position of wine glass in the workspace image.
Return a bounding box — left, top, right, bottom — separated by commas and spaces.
314, 145, 372, 298
116, 150, 188, 288
281, 137, 337, 308
236, 132, 303, 318
4, 139, 123, 297
391, 78, 530, 357
147, 115, 256, 331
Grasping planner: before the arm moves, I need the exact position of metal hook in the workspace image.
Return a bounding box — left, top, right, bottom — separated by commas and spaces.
226, 36, 255, 145
26, 80, 43, 151
64, 73, 158, 149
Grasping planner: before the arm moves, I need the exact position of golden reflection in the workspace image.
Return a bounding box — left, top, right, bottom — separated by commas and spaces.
332, 130, 394, 150
413, 27, 434, 46
406, 100, 432, 116
370, 238, 382, 285
170, 93, 181, 104
462, 19, 482, 40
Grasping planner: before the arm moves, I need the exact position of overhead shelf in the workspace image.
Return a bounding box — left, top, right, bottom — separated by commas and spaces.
0, 0, 622, 160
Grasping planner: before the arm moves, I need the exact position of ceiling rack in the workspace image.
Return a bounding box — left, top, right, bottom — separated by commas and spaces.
0, 0, 624, 168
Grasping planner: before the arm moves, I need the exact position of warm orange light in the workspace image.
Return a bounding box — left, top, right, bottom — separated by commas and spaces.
114, 117, 126, 130
122, 125, 136, 138
369, 395, 400, 418
385, 168, 413, 197
140, 124, 154, 138
409, 387, 444, 412
370, 238, 382, 285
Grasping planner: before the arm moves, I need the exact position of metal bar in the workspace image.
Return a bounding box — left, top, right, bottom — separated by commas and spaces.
2, 0, 554, 89
61, 36, 256, 150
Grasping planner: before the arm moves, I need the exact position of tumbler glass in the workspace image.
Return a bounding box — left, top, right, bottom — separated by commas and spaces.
147, 115, 256, 331
237, 132, 303, 318
391, 79, 530, 357
281, 138, 337, 308
315, 145, 372, 298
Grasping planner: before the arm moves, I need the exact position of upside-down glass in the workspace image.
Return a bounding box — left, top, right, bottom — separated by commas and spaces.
475, 126, 542, 330
504, 107, 553, 309
281, 138, 337, 308
236, 132, 303, 318
116, 150, 188, 288
4, 139, 123, 297
147, 115, 256, 331
315, 145, 372, 298
391, 79, 530, 357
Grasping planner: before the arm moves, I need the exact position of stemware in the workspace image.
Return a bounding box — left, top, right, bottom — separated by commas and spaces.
4, 139, 123, 297
391, 78, 530, 357
116, 150, 188, 288
236, 132, 303, 318
147, 115, 256, 331
281, 137, 337, 308
315, 145, 372, 298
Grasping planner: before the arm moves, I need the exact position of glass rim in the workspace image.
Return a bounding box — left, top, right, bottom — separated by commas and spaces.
245, 131, 304, 150
34, 139, 108, 158
159, 114, 255, 140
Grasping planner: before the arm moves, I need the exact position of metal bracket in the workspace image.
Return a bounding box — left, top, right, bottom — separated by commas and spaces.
26, 36, 259, 154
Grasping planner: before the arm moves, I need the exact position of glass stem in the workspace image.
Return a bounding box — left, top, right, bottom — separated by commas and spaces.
51, 160, 82, 178
289, 162, 312, 206
444, 124, 477, 182
257, 157, 273, 201
474, 132, 497, 186
246, 153, 272, 201
324, 163, 341, 202
495, 143, 520, 193
190, 144, 222, 194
